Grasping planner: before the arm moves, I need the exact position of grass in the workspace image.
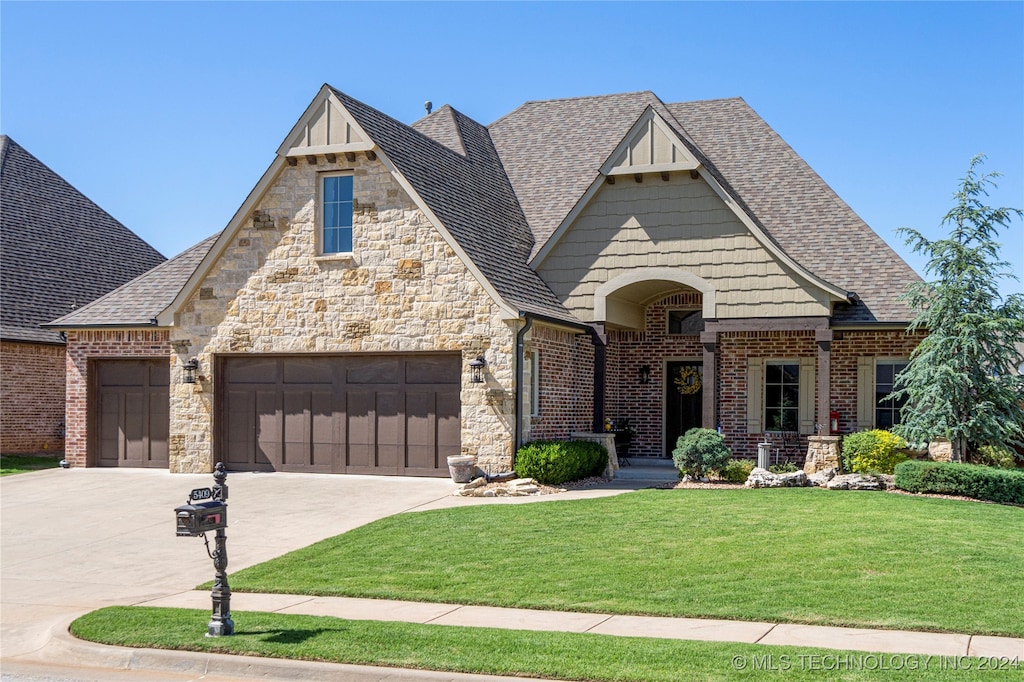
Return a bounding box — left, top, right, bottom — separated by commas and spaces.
224, 488, 1024, 636
71, 607, 1023, 682
0, 453, 62, 476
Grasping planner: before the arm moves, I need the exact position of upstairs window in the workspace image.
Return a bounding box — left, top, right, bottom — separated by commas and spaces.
321, 173, 353, 254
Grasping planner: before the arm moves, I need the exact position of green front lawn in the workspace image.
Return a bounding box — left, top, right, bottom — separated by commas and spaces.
0, 453, 62, 476
71, 607, 1022, 682
227, 489, 1023, 636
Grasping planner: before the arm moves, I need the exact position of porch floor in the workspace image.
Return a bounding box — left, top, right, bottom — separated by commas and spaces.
614, 457, 679, 482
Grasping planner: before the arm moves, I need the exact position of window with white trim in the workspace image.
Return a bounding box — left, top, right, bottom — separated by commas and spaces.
523, 350, 540, 418
320, 173, 353, 254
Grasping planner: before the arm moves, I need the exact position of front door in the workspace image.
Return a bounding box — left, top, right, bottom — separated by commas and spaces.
666, 361, 703, 456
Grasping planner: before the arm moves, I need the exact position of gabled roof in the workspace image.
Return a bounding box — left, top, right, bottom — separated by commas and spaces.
47, 235, 217, 328
0, 135, 166, 343
334, 87, 576, 322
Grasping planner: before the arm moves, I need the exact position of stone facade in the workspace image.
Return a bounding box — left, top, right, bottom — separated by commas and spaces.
169, 153, 516, 473
0, 340, 66, 454
63, 329, 171, 467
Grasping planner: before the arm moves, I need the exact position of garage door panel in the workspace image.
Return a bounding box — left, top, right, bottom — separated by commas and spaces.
437, 392, 461, 457
406, 392, 437, 471
98, 392, 122, 465
376, 392, 401, 470
406, 355, 460, 384
148, 390, 170, 466
346, 390, 375, 472
284, 357, 333, 384
226, 358, 278, 383
255, 390, 280, 469
225, 391, 257, 468
347, 358, 400, 385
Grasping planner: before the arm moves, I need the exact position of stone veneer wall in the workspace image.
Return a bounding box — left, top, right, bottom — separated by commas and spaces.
0, 340, 67, 454
63, 330, 171, 467
524, 323, 595, 442
606, 292, 704, 457
169, 153, 516, 473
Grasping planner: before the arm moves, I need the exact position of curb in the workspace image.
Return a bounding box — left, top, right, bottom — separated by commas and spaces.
38, 617, 535, 682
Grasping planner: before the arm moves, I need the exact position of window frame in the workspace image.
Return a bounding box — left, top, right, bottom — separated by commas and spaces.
666, 309, 704, 336
318, 171, 354, 256
764, 359, 801, 433
873, 358, 909, 429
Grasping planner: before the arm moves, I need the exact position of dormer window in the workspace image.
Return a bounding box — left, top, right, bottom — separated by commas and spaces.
321, 173, 353, 254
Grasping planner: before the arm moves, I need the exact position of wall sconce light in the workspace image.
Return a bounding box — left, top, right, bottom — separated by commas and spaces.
183, 358, 200, 385
638, 365, 651, 385
468, 356, 486, 384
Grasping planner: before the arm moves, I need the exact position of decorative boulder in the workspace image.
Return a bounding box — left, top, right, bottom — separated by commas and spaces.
804, 436, 842, 474
807, 467, 839, 487
745, 467, 807, 488
827, 473, 882, 491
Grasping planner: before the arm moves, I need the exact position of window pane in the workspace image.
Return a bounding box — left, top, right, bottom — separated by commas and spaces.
766, 364, 782, 383
336, 175, 353, 200
338, 200, 353, 226
324, 203, 339, 228
783, 385, 799, 407
782, 364, 799, 383
781, 410, 798, 432
766, 384, 782, 408
324, 228, 339, 254
324, 176, 339, 202
338, 227, 352, 253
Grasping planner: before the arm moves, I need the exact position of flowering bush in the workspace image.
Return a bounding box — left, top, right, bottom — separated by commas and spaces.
842, 430, 909, 474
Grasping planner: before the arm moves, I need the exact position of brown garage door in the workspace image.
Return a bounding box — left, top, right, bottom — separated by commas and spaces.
219, 354, 460, 476
94, 359, 170, 467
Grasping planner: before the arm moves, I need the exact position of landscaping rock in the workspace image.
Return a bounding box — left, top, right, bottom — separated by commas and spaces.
807, 467, 839, 487
827, 473, 882, 490
745, 468, 808, 488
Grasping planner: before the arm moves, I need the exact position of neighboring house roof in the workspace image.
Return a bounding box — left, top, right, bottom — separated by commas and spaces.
47, 234, 217, 328
1, 135, 166, 343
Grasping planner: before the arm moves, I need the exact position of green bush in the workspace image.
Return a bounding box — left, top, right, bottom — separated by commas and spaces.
515, 440, 607, 485
717, 459, 755, 483
972, 445, 1020, 469
769, 462, 799, 474
672, 428, 732, 478
842, 430, 909, 474
894, 460, 1024, 505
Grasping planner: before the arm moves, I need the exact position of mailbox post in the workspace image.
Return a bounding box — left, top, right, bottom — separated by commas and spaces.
174, 462, 234, 637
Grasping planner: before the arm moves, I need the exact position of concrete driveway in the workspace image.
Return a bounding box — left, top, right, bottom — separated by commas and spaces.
0, 467, 456, 661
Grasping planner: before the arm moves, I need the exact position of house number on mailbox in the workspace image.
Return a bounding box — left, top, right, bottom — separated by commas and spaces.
190, 487, 213, 501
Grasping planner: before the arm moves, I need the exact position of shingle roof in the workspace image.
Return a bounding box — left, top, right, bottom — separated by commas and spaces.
1, 135, 166, 343
335, 88, 578, 322
665, 98, 920, 323
487, 93, 919, 323
47, 234, 217, 328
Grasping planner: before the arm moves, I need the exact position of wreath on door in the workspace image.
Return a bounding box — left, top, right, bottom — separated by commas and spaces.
674, 366, 702, 395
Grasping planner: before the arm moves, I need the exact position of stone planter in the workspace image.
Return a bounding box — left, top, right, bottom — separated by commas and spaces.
447, 455, 478, 483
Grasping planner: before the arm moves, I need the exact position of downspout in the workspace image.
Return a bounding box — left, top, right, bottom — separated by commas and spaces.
514, 315, 535, 459
513, 312, 607, 459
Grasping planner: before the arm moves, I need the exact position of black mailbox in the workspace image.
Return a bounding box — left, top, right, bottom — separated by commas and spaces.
175, 500, 227, 537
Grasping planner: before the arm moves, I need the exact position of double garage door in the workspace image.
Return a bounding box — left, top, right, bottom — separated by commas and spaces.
220, 354, 461, 476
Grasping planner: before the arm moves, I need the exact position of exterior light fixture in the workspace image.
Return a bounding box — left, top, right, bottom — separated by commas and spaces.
183, 358, 200, 384
638, 365, 651, 385
468, 356, 486, 384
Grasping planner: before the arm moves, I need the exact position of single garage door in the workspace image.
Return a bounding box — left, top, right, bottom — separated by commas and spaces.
94, 359, 170, 467
220, 354, 460, 476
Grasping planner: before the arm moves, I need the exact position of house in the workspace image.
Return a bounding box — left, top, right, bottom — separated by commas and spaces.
47, 86, 924, 475
0, 136, 165, 455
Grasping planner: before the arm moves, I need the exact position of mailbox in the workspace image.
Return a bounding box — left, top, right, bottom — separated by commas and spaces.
175, 500, 227, 537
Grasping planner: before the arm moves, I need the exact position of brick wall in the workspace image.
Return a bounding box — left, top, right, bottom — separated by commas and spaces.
606, 292, 704, 457
526, 324, 595, 441
63, 330, 171, 467
0, 340, 66, 454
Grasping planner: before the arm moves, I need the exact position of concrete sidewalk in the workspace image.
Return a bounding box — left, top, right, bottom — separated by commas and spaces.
140, 590, 1023, 659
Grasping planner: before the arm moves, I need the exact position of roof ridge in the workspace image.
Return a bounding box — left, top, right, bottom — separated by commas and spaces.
489, 90, 658, 127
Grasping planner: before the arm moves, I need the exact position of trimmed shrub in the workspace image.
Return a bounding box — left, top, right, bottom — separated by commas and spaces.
672, 428, 732, 478
894, 460, 1024, 505
718, 459, 755, 483
842, 430, 909, 474
515, 440, 607, 485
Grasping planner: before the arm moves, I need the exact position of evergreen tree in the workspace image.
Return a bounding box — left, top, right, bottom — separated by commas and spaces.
890, 155, 1024, 462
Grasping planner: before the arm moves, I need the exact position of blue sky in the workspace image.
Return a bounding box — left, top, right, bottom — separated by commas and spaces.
3, 1, 1022, 298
